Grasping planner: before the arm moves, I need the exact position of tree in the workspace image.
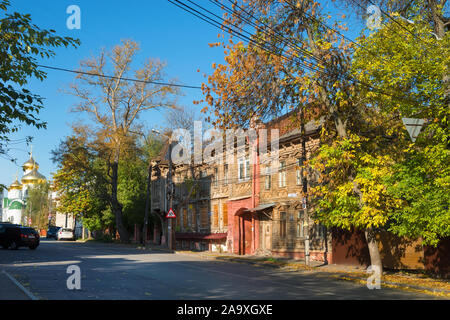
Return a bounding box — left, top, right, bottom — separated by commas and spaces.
52, 132, 110, 234
0, 0, 79, 155
140, 131, 164, 245
25, 182, 50, 230
199, 0, 446, 271
348, 1, 450, 246
164, 106, 208, 235
67, 39, 179, 242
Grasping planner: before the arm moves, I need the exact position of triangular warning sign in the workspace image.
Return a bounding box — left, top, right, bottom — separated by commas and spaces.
166, 208, 176, 219
402, 118, 425, 142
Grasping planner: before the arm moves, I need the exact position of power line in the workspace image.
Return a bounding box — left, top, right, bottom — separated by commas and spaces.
249, 0, 420, 102
350, 0, 430, 46
170, 0, 425, 106
207, 0, 325, 67
168, 0, 324, 75
38, 65, 203, 90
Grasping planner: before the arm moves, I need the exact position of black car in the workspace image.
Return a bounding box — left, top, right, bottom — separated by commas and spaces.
0, 223, 40, 250
47, 226, 61, 239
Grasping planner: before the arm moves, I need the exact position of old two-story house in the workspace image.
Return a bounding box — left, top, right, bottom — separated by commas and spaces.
148, 110, 449, 274
149, 111, 332, 264
257, 113, 331, 263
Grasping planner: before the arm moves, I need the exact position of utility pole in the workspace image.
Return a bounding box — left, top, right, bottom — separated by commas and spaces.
167, 140, 174, 251
300, 106, 310, 267
151, 129, 174, 251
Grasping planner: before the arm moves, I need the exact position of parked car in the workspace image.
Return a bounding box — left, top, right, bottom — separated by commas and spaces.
56, 228, 74, 241
0, 223, 40, 250
47, 226, 61, 239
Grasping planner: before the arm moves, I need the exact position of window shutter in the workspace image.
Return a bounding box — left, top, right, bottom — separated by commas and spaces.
213, 204, 218, 228
222, 203, 228, 227
201, 207, 208, 228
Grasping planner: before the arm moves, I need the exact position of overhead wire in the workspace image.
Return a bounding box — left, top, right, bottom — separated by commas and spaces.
169, 0, 426, 107
37, 65, 202, 90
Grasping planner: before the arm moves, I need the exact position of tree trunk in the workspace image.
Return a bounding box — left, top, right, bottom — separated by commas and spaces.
142, 163, 152, 246
365, 227, 383, 274
157, 214, 167, 245
110, 152, 129, 242
353, 181, 383, 273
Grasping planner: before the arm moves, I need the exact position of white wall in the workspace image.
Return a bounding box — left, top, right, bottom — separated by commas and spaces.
55, 212, 75, 229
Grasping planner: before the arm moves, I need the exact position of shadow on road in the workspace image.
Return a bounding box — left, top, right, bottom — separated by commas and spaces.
0, 240, 439, 300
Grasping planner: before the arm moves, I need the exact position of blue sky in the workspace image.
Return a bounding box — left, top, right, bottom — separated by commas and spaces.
1, 0, 364, 190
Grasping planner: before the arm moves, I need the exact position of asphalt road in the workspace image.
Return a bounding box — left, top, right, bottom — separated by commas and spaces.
0, 239, 439, 300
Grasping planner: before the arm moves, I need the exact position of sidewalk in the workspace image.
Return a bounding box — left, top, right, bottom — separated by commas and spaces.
147, 245, 450, 298
0, 271, 32, 300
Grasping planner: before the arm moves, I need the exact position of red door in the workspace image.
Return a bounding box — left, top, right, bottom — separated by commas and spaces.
242, 213, 253, 255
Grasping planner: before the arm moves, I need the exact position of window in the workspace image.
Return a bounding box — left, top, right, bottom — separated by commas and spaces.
214, 167, 218, 187
245, 158, 250, 179
265, 166, 271, 190
238, 157, 250, 182
279, 212, 286, 238
296, 158, 302, 185
296, 169, 301, 185
278, 161, 286, 187
297, 221, 304, 238
315, 224, 326, 238
297, 211, 304, 238
224, 164, 228, 185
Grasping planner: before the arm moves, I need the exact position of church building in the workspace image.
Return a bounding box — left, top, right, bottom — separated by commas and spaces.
2, 153, 46, 224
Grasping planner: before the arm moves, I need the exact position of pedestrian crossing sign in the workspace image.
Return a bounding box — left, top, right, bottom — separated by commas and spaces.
166, 208, 176, 219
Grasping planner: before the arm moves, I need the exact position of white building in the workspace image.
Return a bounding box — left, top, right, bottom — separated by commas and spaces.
2, 154, 46, 224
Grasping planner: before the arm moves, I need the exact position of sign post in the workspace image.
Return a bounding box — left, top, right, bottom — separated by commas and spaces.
166, 208, 176, 219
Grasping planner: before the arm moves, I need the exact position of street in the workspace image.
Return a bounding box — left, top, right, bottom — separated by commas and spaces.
0, 240, 439, 300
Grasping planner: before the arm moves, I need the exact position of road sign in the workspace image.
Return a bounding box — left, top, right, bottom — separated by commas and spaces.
402, 118, 425, 142
166, 208, 176, 219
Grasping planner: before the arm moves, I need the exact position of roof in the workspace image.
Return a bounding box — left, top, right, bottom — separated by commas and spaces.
246, 203, 276, 212
21, 168, 46, 183
22, 156, 39, 169
9, 179, 22, 190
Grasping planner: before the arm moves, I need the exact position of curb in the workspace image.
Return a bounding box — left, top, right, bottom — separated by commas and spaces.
333, 274, 450, 297
166, 249, 450, 297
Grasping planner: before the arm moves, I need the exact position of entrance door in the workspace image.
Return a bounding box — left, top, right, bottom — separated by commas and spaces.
264, 221, 272, 251
242, 213, 252, 255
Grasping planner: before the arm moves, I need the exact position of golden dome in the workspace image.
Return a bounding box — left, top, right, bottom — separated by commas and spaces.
8, 179, 22, 191
21, 168, 46, 184
22, 156, 39, 171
